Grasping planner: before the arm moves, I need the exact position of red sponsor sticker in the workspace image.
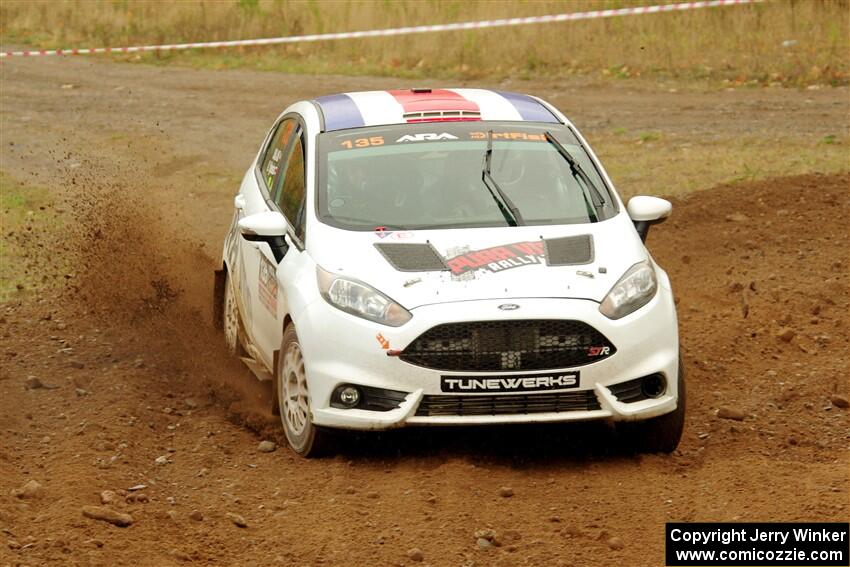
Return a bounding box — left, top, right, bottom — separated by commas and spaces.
445, 241, 546, 275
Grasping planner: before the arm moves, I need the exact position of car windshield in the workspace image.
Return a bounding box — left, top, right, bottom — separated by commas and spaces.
316, 122, 617, 231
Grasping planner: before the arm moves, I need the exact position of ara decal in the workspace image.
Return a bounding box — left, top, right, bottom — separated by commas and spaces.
396, 132, 459, 143
445, 241, 546, 276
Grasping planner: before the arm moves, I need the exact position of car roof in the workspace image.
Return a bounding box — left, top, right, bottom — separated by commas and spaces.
312, 88, 561, 132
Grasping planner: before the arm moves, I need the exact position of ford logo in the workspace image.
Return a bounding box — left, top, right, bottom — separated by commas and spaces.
498, 303, 520, 311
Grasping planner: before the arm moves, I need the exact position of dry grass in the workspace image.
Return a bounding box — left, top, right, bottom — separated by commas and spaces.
1, 0, 848, 85
594, 132, 850, 199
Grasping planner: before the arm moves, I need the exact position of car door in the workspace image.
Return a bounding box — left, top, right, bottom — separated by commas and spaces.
249, 119, 308, 366
238, 117, 298, 370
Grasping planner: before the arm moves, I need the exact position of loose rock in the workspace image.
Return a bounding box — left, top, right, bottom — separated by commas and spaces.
776, 327, 796, 342
498, 486, 514, 498
407, 548, 424, 562
257, 440, 276, 453
607, 536, 625, 550
82, 506, 133, 527
830, 395, 849, 409
154, 455, 169, 466
24, 376, 58, 390
100, 490, 117, 505
474, 529, 500, 547
189, 510, 204, 522
21, 480, 43, 499
716, 406, 746, 421
227, 512, 247, 527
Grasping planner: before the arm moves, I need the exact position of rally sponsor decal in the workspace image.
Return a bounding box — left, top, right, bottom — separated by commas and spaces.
396, 132, 459, 142
469, 131, 547, 141
373, 229, 416, 239
376, 333, 390, 350
258, 255, 278, 318
445, 241, 546, 276
441, 372, 580, 393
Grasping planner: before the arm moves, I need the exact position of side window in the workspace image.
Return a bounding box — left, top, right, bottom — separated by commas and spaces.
276, 134, 306, 240
259, 119, 297, 192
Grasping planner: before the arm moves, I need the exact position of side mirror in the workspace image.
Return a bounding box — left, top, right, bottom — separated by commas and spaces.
238, 211, 289, 262
627, 196, 672, 243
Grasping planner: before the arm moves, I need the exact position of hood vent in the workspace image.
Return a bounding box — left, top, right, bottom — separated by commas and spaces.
374, 243, 449, 272
544, 235, 594, 266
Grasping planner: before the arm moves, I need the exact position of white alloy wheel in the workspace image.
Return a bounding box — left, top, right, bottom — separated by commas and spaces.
281, 340, 309, 436
277, 325, 328, 457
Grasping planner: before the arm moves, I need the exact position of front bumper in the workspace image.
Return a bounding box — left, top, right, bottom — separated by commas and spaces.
294, 290, 679, 430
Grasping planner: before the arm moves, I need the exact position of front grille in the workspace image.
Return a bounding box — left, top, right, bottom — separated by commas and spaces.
399, 320, 616, 372
415, 390, 600, 416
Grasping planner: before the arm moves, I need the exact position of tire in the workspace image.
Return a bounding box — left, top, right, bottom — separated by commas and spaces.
276, 324, 330, 457
620, 359, 686, 454
223, 271, 242, 356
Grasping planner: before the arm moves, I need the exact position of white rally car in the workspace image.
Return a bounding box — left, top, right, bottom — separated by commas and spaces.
214, 88, 684, 457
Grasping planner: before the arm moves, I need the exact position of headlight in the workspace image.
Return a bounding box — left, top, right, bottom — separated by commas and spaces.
599, 260, 657, 319
316, 266, 412, 327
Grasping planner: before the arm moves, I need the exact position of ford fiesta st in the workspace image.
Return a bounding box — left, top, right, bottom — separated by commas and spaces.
214, 88, 684, 456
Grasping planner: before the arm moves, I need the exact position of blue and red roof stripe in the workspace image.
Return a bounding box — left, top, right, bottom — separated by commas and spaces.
494, 91, 559, 123
314, 89, 559, 131
314, 93, 366, 131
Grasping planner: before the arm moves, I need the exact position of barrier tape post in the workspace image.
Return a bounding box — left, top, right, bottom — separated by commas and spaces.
0, 0, 761, 59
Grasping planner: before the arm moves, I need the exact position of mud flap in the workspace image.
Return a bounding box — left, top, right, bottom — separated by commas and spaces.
271, 349, 281, 415
213, 268, 226, 329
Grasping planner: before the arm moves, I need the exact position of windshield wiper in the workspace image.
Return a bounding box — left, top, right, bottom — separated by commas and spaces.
482, 130, 524, 227
544, 131, 606, 219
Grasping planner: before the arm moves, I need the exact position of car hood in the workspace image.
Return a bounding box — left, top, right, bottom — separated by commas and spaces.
308, 215, 648, 310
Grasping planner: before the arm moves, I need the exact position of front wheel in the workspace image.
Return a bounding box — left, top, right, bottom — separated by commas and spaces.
223, 271, 242, 356
277, 324, 330, 457
619, 359, 686, 454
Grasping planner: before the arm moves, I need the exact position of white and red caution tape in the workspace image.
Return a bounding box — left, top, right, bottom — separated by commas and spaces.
0, 0, 760, 59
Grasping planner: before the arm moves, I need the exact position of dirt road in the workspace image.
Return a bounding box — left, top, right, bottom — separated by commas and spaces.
1, 56, 848, 566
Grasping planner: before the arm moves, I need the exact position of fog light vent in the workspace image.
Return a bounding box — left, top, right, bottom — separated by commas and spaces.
330, 384, 409, 412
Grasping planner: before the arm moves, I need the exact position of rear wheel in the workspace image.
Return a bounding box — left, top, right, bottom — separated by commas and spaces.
620, 359, 686, 454
277, 324, 330, 457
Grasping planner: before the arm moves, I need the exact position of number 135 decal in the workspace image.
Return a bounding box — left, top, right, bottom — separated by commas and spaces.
340, 136, 384, 149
